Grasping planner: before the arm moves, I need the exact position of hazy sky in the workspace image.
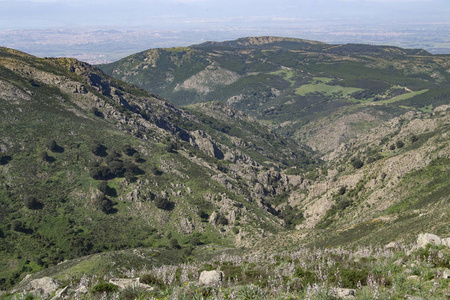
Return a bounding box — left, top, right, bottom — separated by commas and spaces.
0, 0, 449, 30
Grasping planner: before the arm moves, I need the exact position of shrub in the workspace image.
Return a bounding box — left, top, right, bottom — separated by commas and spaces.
141, 273, 165, 289
39, 151, 50, 162
46, 140, 60, 152
338, 186, 347, 195
396, 140, 405, 149
198, 210, 209, 221
351, 158, 364, 169
24, 196, 41, 210
216, 214, 228, 226
155, 197, 171, 210
389, 144, 396, 150
190, 237, 201, 246
410, 134, 419, 143
98, 181, 108, 194
0, 154, 11, 165
98, 196, 116, 214
91, 282, 118, 293
91, 142, 107, 157
169, 238, 181, 249
123, 145, 137, 156
11, 220, 22, 232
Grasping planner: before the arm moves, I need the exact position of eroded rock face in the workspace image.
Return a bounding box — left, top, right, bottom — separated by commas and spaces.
29, 277, 61, 296
199, 270, 224, 286
0, 80, 31, 103
174, 65, 240, 94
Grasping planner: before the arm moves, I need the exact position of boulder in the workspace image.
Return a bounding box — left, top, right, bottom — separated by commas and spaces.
29, 277, 61, 296
442, 237, 450, 247
332, 288, 356, 298
199, 270, 224, 286
417, 233, 442, 249
109, 278, 153, 291
442, 269, 450, 279
51, 286, 70, 300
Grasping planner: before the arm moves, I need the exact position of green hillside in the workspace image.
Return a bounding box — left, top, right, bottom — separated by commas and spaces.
1, 39, 449, 299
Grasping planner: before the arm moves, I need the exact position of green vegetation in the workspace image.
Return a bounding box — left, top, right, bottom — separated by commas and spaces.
1, 38, 450, 299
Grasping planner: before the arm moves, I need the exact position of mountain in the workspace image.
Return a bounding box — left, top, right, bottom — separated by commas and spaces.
1, 38, 449, 298
100, 36, 449, 151
0, 46, 317, 290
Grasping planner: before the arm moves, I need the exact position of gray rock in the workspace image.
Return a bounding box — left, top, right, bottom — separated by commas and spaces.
51, 286, 70, 300
442, 237, 450, 247
109, 278, 153, 291
75, 285, 89, 294
332, 287, 356, 298
199, 270, 224, 286
442, 269, 450, 279
417, 233, 442, 249
29, 277, 61, 296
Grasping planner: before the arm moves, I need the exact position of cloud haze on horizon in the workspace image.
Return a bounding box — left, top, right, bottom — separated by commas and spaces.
0, 0, 448, 30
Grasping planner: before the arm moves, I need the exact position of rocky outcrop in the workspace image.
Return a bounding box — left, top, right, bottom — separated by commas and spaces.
190, 130, 224, 159
29, 277, 61, 297
199, 270, 224, 286
0, 80, 31, 103
174, 64, 240, 94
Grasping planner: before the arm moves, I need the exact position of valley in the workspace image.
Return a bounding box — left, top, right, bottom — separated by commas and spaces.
0, 37, 449, 299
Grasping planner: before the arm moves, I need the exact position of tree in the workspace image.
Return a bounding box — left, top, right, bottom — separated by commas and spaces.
40, 151, 50, 162
98, 181, 108, 194
24, 196, 41, 209
47, 140, 57, 152
169, 238, 181, 249
155, 197, 171, 210
91, 142, 107, 157
123, 145, 137, 157
396, 140, 405, 149
98, 196, 116, 214
351, 158, 364, 169
0, 154, 11, 165
11, 220, 22, 232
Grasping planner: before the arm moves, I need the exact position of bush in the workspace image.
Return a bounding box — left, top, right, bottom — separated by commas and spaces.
396, 140, 405, 149
11, 220, 22, 232
155, 197, 171, 210
216, 214, 229, 226
91, 142, 107, 157
140, 273, 165, 289
123, 145, 137, 156
169, 238, 181, 249
91, 282, 118, 293
198, 210, 209, 222
46, 140, 61, 152
24, 196, 41, 210
351, 158, 364, 169
98, 196, 116, 214
0, 154, 11, 165
410, 134, 419, 143
190, 237, 201, 246
39, 151, 50, 162
98, 181, 108, 194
